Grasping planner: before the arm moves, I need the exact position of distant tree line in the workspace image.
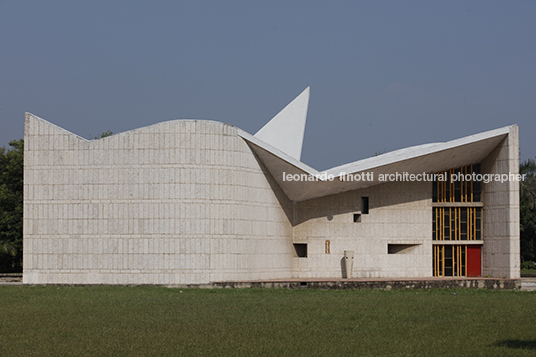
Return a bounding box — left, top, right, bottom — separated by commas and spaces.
0, 135, 535, 272
520, 159, 536, 263
0, 139, 23, 272
0, 131, 112, 272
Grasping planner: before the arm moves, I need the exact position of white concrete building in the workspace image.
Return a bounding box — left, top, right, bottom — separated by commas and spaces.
23, 88, 520, 284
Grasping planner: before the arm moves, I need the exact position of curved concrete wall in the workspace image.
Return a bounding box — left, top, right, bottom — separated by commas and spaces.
23, 115, 293, 284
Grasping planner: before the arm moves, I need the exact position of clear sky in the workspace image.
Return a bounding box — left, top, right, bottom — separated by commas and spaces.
1, 1, 535, 170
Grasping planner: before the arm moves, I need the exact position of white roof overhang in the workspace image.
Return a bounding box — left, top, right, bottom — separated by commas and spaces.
238, 126, 512, 202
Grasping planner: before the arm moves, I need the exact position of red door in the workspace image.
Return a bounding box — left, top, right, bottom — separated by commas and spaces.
466, 245, 481, 277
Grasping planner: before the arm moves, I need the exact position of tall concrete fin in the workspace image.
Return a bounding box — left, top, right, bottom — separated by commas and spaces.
254, 87, 310, 161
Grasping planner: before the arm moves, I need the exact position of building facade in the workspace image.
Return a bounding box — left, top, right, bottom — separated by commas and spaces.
23, 88, 520, 284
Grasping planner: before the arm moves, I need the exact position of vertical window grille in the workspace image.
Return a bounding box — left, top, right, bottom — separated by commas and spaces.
433, 207, 481, 241
433, 245, 466, 277
433, 164, 481, 203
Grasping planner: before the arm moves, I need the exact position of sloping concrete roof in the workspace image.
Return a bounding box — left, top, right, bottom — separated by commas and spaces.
239, 126, 511, 202
239, 89, 514, 202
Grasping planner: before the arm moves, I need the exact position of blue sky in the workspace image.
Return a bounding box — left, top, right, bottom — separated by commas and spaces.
1, 1, 535, 170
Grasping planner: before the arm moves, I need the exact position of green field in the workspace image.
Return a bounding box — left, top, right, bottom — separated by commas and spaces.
1, 286, 535, 356
521, 269, 536, 275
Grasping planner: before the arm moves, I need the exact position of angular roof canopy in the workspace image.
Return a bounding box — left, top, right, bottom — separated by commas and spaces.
240, 89, 514, 202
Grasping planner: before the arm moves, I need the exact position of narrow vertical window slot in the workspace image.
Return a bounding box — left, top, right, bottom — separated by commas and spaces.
362, 197, 369, 214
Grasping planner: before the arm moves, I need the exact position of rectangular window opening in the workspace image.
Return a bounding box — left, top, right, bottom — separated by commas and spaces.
362, 197, 369, 214
353, 213, 361, 222
433, 245, 467, 277
293, 243, 307, 258
388, 244, 420, 254
433, 207, 481, 241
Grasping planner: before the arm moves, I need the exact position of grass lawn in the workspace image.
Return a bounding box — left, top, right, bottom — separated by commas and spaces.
1, 286, 536, 356
521, 269, 536, 275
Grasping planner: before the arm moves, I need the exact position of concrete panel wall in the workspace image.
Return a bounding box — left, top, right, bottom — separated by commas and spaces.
23, 114, 520, 283
481, 125, 520, 278
292, 181, 432, 278
23, 115, 293, 284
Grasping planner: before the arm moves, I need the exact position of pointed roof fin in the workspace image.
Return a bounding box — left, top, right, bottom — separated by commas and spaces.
254, 87, 309, 160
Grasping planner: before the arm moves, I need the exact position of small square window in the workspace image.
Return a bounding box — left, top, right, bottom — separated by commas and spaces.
353, 214, 361, 222
293, 243, 307, 258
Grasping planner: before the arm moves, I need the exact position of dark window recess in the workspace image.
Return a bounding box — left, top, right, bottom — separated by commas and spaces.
388, 244, 420, 254
473, 164, 481, 202
362, 197, 369, 214
353, 214, 361, 222
444, 245, 453, 276
293, 243, 307, 258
